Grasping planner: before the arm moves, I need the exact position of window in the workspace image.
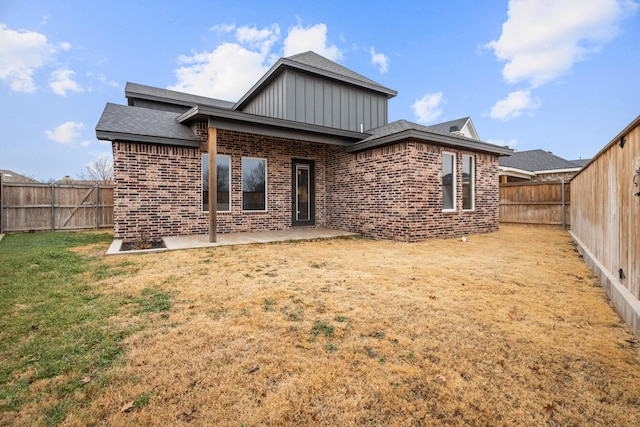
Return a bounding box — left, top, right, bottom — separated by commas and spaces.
442, 152, 456, 211
202, 154, 230, 212
462, 155, 474, 210
242, 157, 267, 211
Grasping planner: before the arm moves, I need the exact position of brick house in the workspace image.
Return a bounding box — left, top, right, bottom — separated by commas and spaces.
96, 51, 513, 243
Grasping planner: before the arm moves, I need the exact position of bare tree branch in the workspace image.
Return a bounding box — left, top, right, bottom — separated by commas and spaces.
77, 154, 113, 184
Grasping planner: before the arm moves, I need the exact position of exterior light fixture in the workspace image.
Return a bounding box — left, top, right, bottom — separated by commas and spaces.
620, 136, 626, 148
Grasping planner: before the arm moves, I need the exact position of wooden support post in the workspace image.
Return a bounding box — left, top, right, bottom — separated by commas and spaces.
208, 127, 217, 242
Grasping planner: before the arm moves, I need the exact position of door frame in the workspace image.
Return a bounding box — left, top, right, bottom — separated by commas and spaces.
291, 158, 315, 226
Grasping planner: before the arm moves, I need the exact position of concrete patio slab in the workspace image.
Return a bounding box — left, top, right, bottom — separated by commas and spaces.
0, 234, 4, 243
106, 228, 358, 255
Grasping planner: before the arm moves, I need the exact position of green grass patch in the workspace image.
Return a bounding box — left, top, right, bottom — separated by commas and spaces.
0, 231, 139, 423
309, 320, 334, 342
138, 287, 172, 313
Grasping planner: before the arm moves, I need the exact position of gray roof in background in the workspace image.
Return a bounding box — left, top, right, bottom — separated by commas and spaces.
126, 82, 235, 109
0, 169, 37, 183
96, 103, 200, 146
425, 117, 470, 135
569, 158, 591, 168
348, 119, 513, 156
499, 149, 581, 172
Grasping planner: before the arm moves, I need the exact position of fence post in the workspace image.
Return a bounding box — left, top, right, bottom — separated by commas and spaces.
95, 184, 99, 229
561, 179, 566, 230
51, 182, 55, 231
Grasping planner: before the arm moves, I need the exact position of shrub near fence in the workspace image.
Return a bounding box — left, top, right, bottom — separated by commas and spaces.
0, 181, 114, 232
499, 181, 571, 229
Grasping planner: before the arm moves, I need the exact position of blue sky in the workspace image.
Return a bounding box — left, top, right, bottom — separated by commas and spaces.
1, 0, 638, 181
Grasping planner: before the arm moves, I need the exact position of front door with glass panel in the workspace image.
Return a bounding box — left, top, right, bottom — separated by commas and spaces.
292, 159, 315, 226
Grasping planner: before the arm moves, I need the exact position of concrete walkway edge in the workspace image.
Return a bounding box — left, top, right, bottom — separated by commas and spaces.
106, 229, 358, 255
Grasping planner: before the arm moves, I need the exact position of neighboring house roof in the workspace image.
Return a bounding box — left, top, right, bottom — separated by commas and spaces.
96, 103, 201, 147
347, 120, 512, 155
569, 158, 591, 168
499, 149, 581, 173
234, 51, 398, 110
126, 82, 235, 109
0, 169, 37, 183
425, 117, 479, 140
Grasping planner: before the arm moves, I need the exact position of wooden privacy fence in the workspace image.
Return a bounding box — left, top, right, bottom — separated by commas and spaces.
499, 181, 571, 229
0, 182, 114, 232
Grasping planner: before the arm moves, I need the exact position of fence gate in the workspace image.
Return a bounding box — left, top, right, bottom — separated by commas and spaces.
499, 181, 571, 229
0, 181, 114, 233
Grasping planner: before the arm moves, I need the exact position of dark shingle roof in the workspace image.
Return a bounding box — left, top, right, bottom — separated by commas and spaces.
363, 119, 474, 142
425, 117, 476, 138
285, 51, 386, 91
96, 103, 200, 146
569, 158, 591, 168
499, 149, 580, 172
348, 119, 513, 156
126, 82, 235, 109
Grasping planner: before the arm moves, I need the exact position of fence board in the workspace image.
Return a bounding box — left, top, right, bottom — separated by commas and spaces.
499, 181, 570, 228
0, 182, 114, 232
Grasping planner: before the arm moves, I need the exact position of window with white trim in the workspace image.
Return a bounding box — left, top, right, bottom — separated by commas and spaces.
442, 152, 456, 211
242, 157, 267, 211
202, 154, 230, 212
462, 155, 474, 210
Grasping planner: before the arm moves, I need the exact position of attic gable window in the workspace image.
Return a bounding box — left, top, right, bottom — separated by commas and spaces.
202, 154, 230, 212
442, 152, 456, 211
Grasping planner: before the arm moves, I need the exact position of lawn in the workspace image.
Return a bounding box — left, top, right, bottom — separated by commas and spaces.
1, 226, 639, 426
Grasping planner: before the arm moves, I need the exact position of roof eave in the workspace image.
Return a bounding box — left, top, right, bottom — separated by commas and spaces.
499, 166, 536, 177
95, 130, 200, 148
533, 167, 581, 174
178, 105, 367, 146
346, 129, 514, 156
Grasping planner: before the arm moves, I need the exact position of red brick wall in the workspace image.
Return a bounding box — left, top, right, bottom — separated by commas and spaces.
113, 126, 500, 242
112, 127, 327, 241
326, 140, 499, 241
112, 142, 205, 241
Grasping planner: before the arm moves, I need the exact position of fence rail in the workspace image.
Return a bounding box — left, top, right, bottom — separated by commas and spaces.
499, 181, 570, 229
0, 181, 114, 232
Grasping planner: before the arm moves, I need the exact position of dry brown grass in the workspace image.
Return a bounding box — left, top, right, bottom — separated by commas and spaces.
39, 227, 640, 425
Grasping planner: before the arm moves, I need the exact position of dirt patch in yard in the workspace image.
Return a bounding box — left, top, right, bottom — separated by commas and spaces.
62, 227, 640, 425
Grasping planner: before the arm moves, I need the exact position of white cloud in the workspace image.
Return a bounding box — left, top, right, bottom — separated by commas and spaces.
45, 121, 84, 144
370, 47, 389, 74
168, 42, 271, 100
283, 23, 343, 60
210, 23, 236, 34
236, 24, 280, 56
487, 0, 637, 87
50, 69, 83, 96
0, 24, 54, 93
59, 42, 72, 51
97, 74, 119, 88
412, 92, 443, 124
169, 22, 344, 100
490, 89, 540, 120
